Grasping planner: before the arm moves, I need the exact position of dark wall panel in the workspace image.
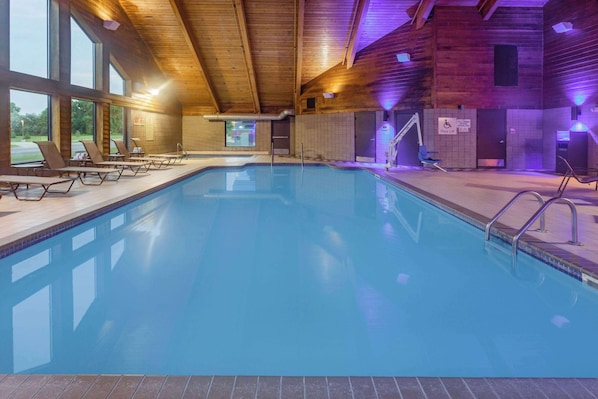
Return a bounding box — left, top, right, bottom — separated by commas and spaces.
543, 0, 598, 109
434, 6, 543, 110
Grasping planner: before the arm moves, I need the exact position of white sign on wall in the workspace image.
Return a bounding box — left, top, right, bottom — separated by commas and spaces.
438, 117, 457, 135
457, 119, 471, 132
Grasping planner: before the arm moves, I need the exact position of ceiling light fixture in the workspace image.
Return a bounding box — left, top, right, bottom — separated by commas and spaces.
552, 22, 572, 33
103, 20, 120, 31
396, 53, 411, 63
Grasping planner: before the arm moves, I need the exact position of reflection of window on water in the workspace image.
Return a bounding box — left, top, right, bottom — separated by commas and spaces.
111, 213, 125, 230
12, 249, 50, 282
225, 120, 256, 147
111, 239, 125, 270
72, 227, 96, 251
13, 286, 51, 372
73, 258, 96, 330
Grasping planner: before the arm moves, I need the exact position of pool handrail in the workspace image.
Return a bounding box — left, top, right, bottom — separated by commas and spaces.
485, 190, 547, 241
512, 197, 582, 257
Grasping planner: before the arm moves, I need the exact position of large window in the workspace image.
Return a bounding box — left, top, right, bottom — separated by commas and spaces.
225, 120, 256, 147
71, 98, 94, 156
109, 64, 125, 95
9, 90, 50, 164
71, 17, 95, 89
109, 104, 125, 154
10, 0, 48, 78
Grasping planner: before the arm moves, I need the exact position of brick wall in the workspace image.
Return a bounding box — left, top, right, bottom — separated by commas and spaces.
507, 110, 544, 170
295, 113, 355, 161
182, 116, 271, 152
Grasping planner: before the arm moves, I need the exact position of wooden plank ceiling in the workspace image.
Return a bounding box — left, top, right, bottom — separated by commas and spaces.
116, 0, 549, 115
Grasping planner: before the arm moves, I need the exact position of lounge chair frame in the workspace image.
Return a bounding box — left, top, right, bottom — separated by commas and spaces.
131, 138, 187, 164
0, 175, 75, 201
35, 141, 121, 184
80, 141, 151, 176
112, 139, 171, 168
556, 155, 598, 197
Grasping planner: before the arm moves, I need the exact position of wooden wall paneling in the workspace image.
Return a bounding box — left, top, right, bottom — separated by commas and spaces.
99, 102, 110, 154
59, 96, 72, 158
300, 22, 434, 113
543, 0, 598, 109
433, 6, 543, 110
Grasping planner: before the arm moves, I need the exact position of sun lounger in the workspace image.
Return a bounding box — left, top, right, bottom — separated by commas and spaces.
35, 141, 121, 184
80, 140, 151, 176
556, 155, 598, 197
131, 138, 187, 164
112, 139, 170, 168
0, 175, 75, 201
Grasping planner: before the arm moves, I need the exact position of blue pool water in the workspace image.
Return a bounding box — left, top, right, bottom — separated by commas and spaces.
2, 165, 598, 377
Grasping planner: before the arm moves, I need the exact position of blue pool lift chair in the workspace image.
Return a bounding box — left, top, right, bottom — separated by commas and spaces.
418, 145, 447, 172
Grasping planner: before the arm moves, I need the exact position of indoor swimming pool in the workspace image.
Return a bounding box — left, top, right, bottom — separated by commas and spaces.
1, 165, 598, 377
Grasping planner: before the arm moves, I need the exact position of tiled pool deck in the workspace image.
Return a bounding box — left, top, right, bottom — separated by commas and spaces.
1, 156, 597, 398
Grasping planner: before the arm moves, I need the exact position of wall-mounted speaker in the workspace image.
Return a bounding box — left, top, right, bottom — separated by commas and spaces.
306, 97, 316, 109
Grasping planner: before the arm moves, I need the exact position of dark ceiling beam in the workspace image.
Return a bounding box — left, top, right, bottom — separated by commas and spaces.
344, 0, 370, 69
294, 0, 305, 112
233, 0, 260, 113
412, 0, 436, 30
168, 0, 221, 113
477, 0, 501, 21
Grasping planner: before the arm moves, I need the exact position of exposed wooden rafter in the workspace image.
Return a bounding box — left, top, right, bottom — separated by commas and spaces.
294, 0, 305, 112
477, 0, 501, 21
233, 0, 260, 113
412, 0, 436, 30
168, 0, 221, 113
343, 0, 370, 69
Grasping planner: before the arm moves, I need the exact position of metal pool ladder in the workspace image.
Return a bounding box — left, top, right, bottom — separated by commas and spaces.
484, 191, 582, 258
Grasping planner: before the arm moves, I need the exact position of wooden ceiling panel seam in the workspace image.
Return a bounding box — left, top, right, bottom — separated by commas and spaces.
344, 0, 371, 68
168, 0, 221, 113
412, 0, 437, 29
233, 0, 260, 113
294, 0, 306, 112
478, 0, 502, 20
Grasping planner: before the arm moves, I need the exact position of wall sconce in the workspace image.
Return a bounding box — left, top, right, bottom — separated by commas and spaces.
323, 92, 335, 99
552, 22, 572, 33
103, 20, 120, 31
396, 53, 411, 62
570, 121, 588, 132
383, 111, 389, 121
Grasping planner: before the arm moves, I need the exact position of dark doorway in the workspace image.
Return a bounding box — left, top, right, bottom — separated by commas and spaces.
477, 109, 506, 168
395, 111, 421, 166
355, 112, 376, 162
272, 119, 290, 155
